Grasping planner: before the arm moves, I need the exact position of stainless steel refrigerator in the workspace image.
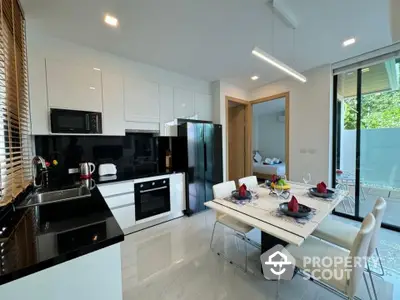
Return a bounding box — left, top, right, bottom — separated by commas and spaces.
178, 121, 223, 216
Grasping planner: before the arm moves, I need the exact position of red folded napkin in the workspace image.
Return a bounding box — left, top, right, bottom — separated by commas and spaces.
317, 181, 328, 194
288, 195, 299, 212
239, 184, 247, 198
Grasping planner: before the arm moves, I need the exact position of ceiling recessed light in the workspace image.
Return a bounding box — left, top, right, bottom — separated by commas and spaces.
362, 68, 370, 73
342, 37, 356, 47
104, 14, 119, 27
251, 75, 259, 81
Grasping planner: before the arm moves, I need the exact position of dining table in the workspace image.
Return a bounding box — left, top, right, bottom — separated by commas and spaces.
204, 181, 345, 254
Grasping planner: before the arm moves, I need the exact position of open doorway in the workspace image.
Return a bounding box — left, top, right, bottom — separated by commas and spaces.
250, 92, 290, 181
226, 97, 251, 181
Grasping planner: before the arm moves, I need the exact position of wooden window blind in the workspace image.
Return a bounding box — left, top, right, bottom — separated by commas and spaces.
0, 0, 31, 206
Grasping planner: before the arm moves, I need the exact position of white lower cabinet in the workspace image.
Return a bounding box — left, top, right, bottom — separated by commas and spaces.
104, 193, 134, 210
98, 172, 186, 233
169, 173, 185, 216
111, 205, 135, 231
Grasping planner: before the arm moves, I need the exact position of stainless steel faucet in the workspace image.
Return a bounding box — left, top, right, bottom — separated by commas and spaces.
32, 156, 47, 189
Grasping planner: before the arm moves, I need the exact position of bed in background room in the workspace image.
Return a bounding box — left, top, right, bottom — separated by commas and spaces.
253, 161, 286, 179
252, 151, 286, 179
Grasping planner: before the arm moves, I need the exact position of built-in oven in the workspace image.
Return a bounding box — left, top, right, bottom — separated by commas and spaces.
134, 178, 170, 223
50, 108, 102, 134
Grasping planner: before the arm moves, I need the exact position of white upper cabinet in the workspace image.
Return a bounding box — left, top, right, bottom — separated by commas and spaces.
28, 54, 49, 135
194, 93, 213, 121
46, 59, 103, 112
124, 77, 159, 123
102, 71, 125, 136
173, 88, 194, 119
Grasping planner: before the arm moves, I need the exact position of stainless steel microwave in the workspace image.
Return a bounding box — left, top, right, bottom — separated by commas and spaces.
50, 108, 102, 134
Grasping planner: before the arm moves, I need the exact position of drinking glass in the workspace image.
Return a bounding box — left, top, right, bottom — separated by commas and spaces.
302, 172, 311, 185
274, 182, 284, 199
302, 172, 311, 195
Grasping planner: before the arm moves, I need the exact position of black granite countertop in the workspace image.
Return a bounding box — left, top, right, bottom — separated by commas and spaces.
94, 170, 183, 185
0, 186, 124, 286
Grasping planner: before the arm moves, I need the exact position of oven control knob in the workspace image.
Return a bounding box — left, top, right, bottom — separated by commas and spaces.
140, 184, 143, 188
152, 182, 155, 185
163, 180, 166, 184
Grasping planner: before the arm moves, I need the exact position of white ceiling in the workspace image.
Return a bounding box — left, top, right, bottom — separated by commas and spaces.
20, 0, 393, 90
253, 97, 285, 116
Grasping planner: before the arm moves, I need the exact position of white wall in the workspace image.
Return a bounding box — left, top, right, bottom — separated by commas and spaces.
255, 112, 285, 159
212, 80, 250, 181
391, 0, 400, 42
252, 114, 259, 151
251, 65, 333, 183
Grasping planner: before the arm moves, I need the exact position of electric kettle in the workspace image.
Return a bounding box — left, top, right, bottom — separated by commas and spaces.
80, 162, 95, 179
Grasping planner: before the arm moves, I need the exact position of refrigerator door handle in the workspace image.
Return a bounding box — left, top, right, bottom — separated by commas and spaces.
204, 142, 207, 171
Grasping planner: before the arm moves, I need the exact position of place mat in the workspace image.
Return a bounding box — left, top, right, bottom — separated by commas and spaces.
223, 190, 259, 205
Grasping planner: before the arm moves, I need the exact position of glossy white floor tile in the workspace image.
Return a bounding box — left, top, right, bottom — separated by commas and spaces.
121, 210, 395, 300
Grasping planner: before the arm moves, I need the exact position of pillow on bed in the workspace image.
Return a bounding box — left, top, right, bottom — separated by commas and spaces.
264, 158, 272, 165
254, 152, 262, 163
272, 158, 280, 164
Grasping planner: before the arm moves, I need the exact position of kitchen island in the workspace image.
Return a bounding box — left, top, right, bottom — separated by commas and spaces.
0, 187, 124, 300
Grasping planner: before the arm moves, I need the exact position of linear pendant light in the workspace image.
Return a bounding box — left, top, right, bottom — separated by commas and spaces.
252, 46, 307, 83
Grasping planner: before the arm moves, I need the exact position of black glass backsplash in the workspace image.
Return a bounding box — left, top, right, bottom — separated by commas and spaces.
35, 133, 158, 178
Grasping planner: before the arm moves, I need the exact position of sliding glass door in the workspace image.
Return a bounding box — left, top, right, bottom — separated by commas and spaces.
333, 56, 400, 230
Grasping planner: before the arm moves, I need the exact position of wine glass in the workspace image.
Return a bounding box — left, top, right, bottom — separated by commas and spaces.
302, 172, 311, 185
274, 182, 284, 199
302, 172, 311, 195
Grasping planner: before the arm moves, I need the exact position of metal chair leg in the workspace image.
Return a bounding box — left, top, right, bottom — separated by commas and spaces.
367, 262, 379, 300
210, 221, 218, 252
342, 200, 348, 213
210, 221, 251, 273
363, 272, 374, 300
368, 248, 385, 277
244, 233, 248, 273
376, 248, 385, 277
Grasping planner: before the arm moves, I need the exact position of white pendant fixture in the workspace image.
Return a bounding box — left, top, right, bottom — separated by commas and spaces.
252, 47, 307, 83
252, 0, 306, 83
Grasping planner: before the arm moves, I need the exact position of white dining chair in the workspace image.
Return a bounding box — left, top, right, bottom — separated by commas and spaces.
285, 213, 376, 300
312, 197, 387, 299
238, 176, 258, 189
210, 181, 254, 272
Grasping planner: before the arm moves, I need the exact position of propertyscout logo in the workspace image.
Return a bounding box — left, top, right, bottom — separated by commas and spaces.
261, 244, 368, 281
260, 245, 296, 280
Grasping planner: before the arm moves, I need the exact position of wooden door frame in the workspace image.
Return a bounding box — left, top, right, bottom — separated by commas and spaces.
249, 92, 290, 179
225, 96, 252, 179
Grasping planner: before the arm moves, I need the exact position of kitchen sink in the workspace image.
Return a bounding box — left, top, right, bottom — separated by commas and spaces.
17, 186, 91, 208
